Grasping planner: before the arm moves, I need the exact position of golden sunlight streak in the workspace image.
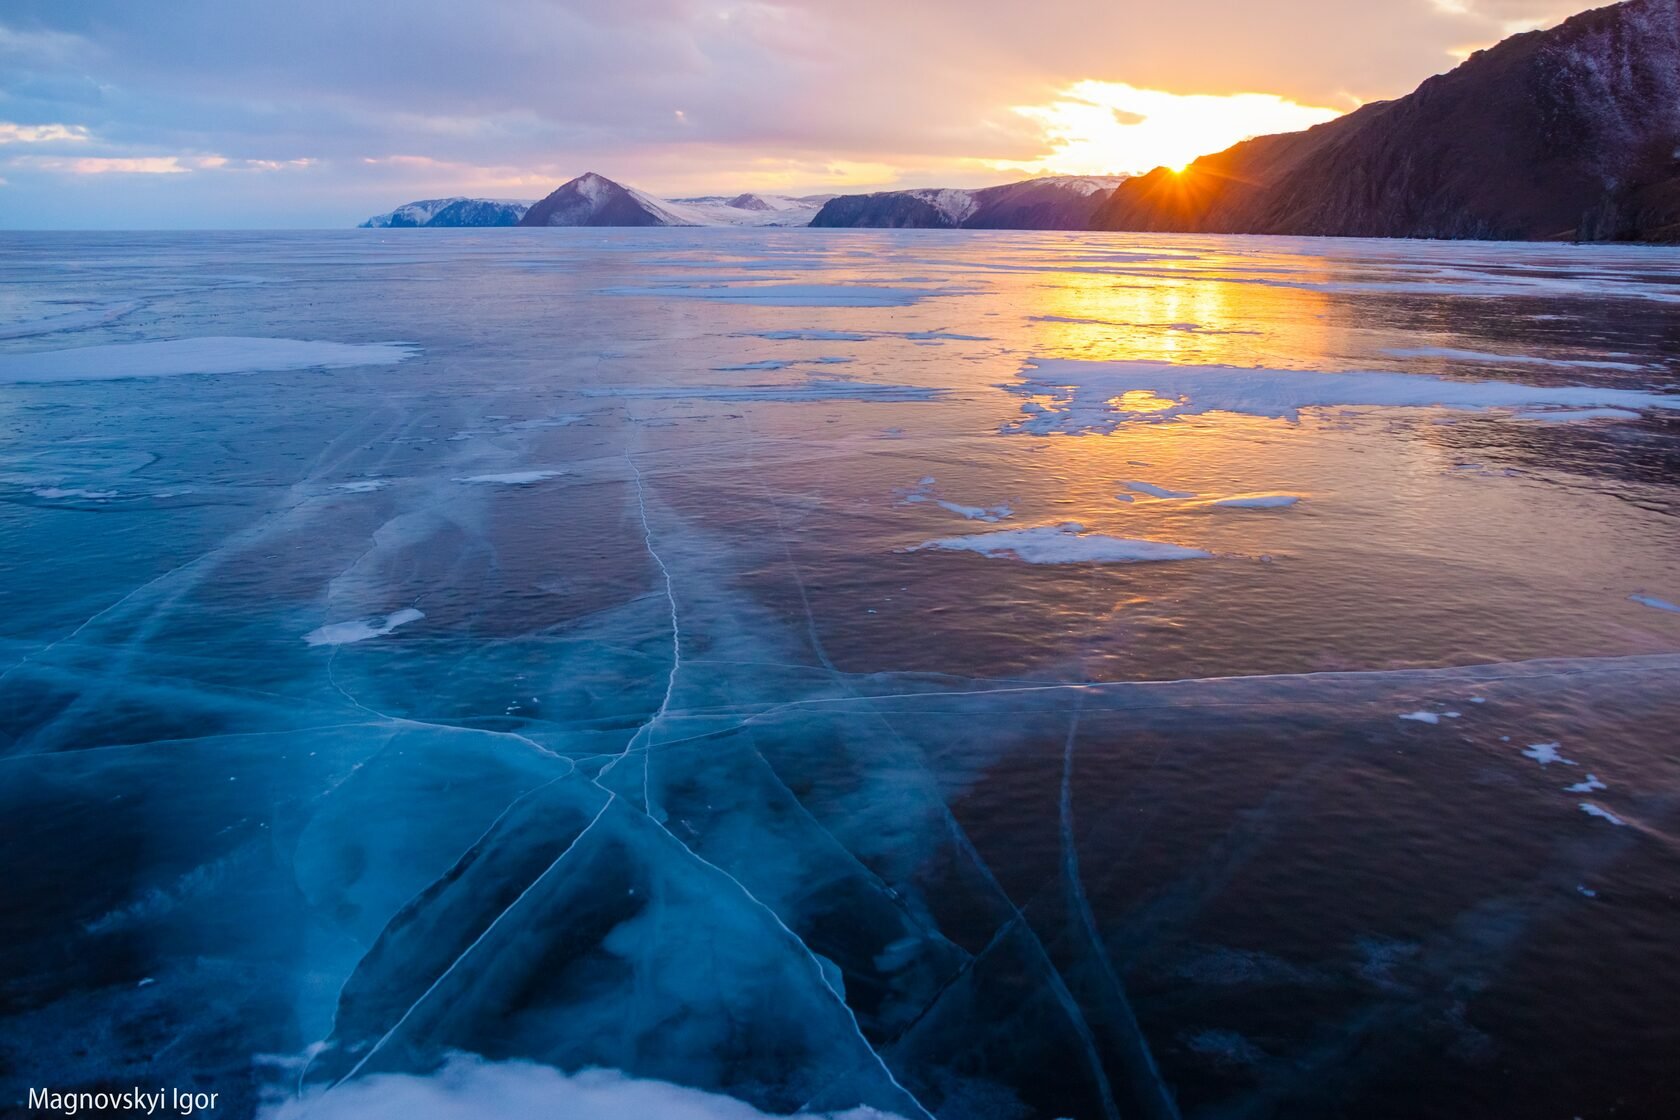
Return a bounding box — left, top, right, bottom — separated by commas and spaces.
1003, 80, 1346, 177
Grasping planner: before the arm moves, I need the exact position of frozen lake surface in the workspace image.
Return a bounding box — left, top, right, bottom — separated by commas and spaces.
2, 229, 1678, 1119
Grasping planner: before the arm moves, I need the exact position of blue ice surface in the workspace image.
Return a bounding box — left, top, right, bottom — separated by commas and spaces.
3, 228, 1679, 1120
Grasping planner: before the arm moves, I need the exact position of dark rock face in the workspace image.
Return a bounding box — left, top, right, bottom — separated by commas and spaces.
518, 172, 683, 227
1093, 0, 1680, 242
811, 177, 1125, 230
360, 198, 529, 228
726, 193, 773, 211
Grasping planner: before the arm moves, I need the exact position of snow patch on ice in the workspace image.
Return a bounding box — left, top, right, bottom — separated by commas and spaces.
260, 1054, 906, 1120
302, 608, 424, 647
909, 522, 1211, 564
1398, 711, 1440, 724
1521, 742, 1576, 767
0, 337, 417, 384
334, 480, 389, 494
1002, 359, 1680, 435
1630, 593, 1680, 614
1122, 480, 1196, 500
454, 471, 563, 485
1565, 774, 1606, 793
1199, 493, 1302, 509
1383, 347, 1648, 372
898, 476, 1013, 521
32, 487, 119, 500
934, 499, 1013, 522
1579, 802, 1627, 826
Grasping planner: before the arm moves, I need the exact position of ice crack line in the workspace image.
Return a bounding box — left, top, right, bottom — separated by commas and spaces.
328, 795, 615, 1088
599, 455, 682, 812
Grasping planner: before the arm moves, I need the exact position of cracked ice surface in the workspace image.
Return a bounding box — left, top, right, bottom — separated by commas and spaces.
3, 229, 1680, 1120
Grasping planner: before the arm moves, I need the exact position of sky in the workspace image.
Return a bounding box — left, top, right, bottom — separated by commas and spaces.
0, 0, 1592, 228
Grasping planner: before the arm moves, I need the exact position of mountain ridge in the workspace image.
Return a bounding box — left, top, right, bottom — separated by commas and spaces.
1092, 0, 1680, 242
811, 176, 1127, 230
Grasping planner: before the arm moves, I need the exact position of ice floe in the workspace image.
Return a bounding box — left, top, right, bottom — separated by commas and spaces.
302, 608, 424, 647
909, 522, 1211, 564
0, 337, 417, 384
1002, 359, 1680, 435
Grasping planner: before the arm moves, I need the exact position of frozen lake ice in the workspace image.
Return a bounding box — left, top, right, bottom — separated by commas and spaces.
2, 228, 1679, 1120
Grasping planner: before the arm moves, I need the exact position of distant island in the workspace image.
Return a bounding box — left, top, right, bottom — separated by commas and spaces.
361, 0, 1679, 243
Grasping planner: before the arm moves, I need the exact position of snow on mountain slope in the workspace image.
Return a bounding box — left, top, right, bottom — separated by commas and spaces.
367, 176, 835, 229
665, 192, 833, 226
517, 174, 831, 227
809, 176, 1128, 230
359, 198, 531, 228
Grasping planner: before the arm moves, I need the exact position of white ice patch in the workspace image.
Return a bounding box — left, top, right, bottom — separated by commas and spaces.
1579, 802, 1627, 826
0, 337, 417, 384
1630, 593, 1680, 614
454, 471, 563, 485
1565, 774, 1607, 793
334, 480, 389, 494
1521, 742, 1576, 767
1122, 480, 1196, 500
1002, 359, 1680, 435
1398, 711, 1440, 724
260, 1054, 905, 1120
302, 608, 424, 647
909, 522, 1211, 564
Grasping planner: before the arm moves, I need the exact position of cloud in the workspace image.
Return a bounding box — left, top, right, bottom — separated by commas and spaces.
0, 0, 1613, 226
14, 155, 190, 174
0, 121, 89, 143
1003, 81, 1345, 176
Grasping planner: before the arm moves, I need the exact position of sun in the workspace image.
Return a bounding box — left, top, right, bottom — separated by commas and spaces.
1006, 80, 1345, 178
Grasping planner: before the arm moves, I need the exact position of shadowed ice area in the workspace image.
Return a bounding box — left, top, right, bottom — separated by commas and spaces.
2, 229, 1678, 1119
